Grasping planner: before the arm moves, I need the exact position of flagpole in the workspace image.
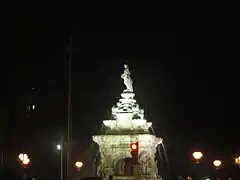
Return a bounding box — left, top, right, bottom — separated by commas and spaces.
66, 32, 72, 180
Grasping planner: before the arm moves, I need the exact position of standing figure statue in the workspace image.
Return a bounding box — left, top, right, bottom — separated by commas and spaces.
121, 64, 133, 92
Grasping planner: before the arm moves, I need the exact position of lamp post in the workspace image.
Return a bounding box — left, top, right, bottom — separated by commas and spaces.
192, 152, 203, 179
57, 136, 64, 180
18, 153, 30, 180
213, 160, 222, 180
192, 152, 203, 163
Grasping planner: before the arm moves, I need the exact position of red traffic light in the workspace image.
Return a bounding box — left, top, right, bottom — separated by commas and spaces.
130, 142, 138, 152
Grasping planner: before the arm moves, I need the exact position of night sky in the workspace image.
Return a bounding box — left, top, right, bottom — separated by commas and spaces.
1, 15, 240, 178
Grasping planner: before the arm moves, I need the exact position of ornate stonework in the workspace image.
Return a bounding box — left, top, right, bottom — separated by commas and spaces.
93, 134, 162, 178
92, 65, 163, 179
103, 91, 152, 132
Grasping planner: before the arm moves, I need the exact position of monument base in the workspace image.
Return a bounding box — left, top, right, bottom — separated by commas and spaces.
93, 134, 162, 179
101, 175, 161, 180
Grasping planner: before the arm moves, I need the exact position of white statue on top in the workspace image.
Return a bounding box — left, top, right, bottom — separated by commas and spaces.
121, 64, 133, 92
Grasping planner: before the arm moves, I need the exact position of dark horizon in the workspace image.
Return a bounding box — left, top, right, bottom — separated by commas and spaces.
1, 15, 240, 179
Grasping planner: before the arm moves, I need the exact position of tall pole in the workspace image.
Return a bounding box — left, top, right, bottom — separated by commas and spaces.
66, 32, 72, 180
60, 136, 64, 180
1, 150, 3, 166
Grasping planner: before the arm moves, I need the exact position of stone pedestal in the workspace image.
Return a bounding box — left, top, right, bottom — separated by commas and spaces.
93, 134, 162, 179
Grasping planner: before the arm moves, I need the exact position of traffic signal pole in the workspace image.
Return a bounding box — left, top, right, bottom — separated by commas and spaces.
130, 142, 140, 180
133, 164, 140, 180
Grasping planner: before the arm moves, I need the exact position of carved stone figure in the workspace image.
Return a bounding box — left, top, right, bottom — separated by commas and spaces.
121, 64, 133, 92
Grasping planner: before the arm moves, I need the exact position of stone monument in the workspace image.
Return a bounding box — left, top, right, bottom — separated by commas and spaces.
93, 65, 163, 180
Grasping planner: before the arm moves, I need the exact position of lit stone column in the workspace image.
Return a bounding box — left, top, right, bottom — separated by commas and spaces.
137, 135, 162, 179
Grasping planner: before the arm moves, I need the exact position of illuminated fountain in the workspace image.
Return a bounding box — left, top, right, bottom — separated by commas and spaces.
93, 65, 163, 180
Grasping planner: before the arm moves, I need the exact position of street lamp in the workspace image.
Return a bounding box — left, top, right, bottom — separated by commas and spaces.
213, 160, 222, 169
18, 153, 30, 180
192, 152, 203, 163
75, 161, 83, 171
234, 156, 240, 167
57, 144, 61, 150
18, 153, 27, 161
18, 153, 30, 166
57, 136, 64, 180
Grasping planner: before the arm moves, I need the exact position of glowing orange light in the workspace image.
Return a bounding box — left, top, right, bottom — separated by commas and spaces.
131, 144, 137, 150
22, 157, 30, 165
18, 153, 28, 161
75, 161, 83, 168
213, 160, 222, 167
192, 152, 203, 160
18, 153, 30, 166
235, 156, 240, 165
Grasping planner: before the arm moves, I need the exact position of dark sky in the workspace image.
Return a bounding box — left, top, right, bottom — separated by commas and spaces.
2, 15, 240, 178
